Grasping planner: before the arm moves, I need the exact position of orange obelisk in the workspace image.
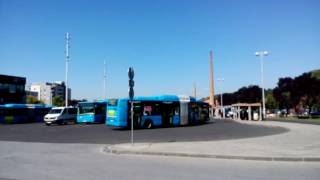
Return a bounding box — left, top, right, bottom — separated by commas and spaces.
209, 49, 215, 109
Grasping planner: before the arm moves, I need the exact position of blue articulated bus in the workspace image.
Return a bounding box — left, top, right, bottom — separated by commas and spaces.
0, 104, 52, 124
106, 95, 209, 129
77, 101, 107, 124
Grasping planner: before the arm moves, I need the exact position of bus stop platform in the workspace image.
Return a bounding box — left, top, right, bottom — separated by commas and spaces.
104, 120, 320, 162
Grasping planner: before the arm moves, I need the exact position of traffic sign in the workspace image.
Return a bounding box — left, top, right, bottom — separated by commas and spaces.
128, 67, 134, 80
128, 67, 135, 146
129, 79, 134, 87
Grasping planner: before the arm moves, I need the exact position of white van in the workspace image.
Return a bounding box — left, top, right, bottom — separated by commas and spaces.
44, 107, 77, 126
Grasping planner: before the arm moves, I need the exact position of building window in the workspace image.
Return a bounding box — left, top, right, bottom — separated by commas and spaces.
9, 85, 16, 93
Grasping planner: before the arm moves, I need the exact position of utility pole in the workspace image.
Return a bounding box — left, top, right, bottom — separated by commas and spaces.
217, 78, 225, 118
255, 51, 268, 119
209, 49, 215, 118
128, 67, 135, 146
65, 32, 70, 107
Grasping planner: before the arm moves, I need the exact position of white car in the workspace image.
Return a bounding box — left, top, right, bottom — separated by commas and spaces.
44, 107, 77, 126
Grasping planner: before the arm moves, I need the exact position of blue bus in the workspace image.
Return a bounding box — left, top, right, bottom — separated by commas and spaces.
77, 101, 107, 124
0, 104, 52, 124
106, 95, 209, 129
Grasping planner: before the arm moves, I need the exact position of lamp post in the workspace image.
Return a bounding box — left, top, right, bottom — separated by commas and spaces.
65, 32, 70, 107
217, 78, 224, 118
255, 51, 268, 119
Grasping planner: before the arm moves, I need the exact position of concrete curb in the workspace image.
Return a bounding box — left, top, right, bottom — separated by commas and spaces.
266, 119, 320, 125
104, 146, 320, 162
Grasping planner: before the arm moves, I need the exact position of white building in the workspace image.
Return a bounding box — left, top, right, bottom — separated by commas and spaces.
25, 85, 39, 100
30, 81, 71, 105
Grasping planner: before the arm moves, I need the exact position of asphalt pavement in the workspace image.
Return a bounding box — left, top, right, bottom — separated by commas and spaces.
1, 119, 320, 180
266, 118, 320, 125
0, 141, 319, 180
0, 119, 288, 144
107, 120, 320, 161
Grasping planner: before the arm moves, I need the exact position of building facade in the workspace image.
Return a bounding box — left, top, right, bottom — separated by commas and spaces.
30, 81, 71, 105
0, 74, 26, 104
25, 90, 39, 99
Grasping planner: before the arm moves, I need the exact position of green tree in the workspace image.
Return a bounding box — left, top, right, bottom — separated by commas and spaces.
215, 85, 262, 105
202, 69, 320, 112
266, 90, 278, 109
273, 70, 320, 113
273, 77, 294, 110
235, 85, 262, 103
52, 96, 64, 107
292, 72, 320, 113
26, 95, 43, 104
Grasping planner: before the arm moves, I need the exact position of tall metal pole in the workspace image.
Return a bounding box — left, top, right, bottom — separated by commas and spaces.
209, 50, 215, 118
222, 79, 224, 118
128, 67, 135, 146
260, 55, 266, 119
131, 101, 133, 145
255, 51, 268, 119
218, 78, 224, 118
103, 60, 106, 100
193, 82, 197, 99
65, 32, 70, 107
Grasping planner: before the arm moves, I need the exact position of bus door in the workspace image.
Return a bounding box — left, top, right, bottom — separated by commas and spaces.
197, 103, 209, 122
133, 102, 142, 128
189, 102, 199, 124
161, 102, 174, 127
0, 107, 5, 123
94, 103, 106, 123
128, 101, 142, 128
172, 103, 180, 126
180, 102, 188, 125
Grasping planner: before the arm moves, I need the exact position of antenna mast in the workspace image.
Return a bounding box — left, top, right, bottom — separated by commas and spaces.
65, 32, 70, 107
193, 82, 197, 99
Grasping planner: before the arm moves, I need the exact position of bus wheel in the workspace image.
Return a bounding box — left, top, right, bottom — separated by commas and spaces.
144, 120, 153, 129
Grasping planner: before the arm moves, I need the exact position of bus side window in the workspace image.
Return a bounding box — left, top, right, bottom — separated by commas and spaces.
70, 108, 77, 115
0, 108, 4, 115
102, 106, 106, 114
143, 105, 152, 116
95, 106, 99, 114
152, 104, 161, 115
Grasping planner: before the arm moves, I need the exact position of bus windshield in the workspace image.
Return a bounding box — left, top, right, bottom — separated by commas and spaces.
79, 103, 94, 114
107, 99, 118, 106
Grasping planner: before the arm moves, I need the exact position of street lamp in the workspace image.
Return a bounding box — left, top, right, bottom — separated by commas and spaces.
217, 78, 225, 118
255, 51, 268, 119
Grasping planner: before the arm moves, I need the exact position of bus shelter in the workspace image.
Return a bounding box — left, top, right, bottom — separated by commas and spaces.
231, 103, 262, 121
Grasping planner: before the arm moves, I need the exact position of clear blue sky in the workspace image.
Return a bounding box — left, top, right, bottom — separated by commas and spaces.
1, 0, 319, 100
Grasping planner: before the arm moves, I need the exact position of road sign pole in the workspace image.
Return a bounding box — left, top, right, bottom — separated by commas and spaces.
131, 101, 133, 146
128, 67, 135, 146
